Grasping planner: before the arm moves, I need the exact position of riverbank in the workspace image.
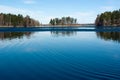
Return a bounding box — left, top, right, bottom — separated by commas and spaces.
0, 26, 40, 28
0, 24, 94, 28
41, 24, 95, 27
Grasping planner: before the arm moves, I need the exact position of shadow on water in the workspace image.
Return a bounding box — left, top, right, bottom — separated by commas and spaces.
51, 31, 77, 37
50, 30, 120, 43
0, 32, 33, 40
0, 31, 119, 43
0, 26, 120, 43
96, 32, 120, 43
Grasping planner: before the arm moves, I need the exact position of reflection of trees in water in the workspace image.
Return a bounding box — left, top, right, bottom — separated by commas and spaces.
0, 32, 33, 40
96, 32, 120, 42
51, 31, 77, 37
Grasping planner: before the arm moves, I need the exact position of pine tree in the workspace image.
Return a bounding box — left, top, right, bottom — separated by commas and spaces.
95, 9, 120, 26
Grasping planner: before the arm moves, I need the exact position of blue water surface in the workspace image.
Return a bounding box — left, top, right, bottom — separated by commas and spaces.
0, 31, 120, 80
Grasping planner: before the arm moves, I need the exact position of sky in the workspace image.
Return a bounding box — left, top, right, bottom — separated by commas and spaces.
0, 0, 120, 24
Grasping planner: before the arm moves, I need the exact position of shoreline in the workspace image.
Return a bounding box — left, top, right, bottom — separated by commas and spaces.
41, 24, 95, 27
1, 24, 120, 28
0, 24, 95, 28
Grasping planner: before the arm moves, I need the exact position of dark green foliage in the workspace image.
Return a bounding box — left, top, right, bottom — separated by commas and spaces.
95, 9, 120, 26
49, 17, 77, 25
0, 13, 40, 27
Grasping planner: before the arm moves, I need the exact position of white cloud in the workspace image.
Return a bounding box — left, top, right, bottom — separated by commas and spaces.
0, 5, 57, 24
0, 5, 97, 24
39, 12, 97, 24
0, 5, 43, 22
23, 0, 36, 4
66, 12, 97, 24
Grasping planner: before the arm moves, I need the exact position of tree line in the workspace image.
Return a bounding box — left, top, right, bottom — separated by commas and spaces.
49, 17, 77, 25
95, 9, 120, 26
0, 13, 40, 27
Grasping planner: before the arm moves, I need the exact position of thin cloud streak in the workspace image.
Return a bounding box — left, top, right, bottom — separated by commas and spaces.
23, 0, 36, 4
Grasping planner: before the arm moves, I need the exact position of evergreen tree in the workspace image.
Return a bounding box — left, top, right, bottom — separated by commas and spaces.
95, 9, 120, 26
0, 13, 40, 27
49, 17, 77, 25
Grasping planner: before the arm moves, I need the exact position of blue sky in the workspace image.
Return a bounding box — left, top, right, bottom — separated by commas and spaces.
0, 0, 120, 24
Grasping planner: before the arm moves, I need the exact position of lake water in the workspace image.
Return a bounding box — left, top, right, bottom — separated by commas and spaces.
0, 30, 120, 80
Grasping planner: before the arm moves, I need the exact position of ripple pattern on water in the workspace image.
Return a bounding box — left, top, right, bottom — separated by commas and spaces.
0, 32, 120, 80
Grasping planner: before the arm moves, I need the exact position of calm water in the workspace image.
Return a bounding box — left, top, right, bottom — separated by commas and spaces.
0, 31, 120, 80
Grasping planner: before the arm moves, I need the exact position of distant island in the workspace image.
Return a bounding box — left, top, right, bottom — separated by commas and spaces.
49, 17, 78, 26
0, 13, 40, 27
95, 9, 120, 27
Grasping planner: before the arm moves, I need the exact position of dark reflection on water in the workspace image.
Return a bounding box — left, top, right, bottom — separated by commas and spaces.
0, 31, 120, 43
51, 31, 120, 43
51, 31, 77, 37
96, 32, 120, 43
1, 31, 119, 43
0, 32, 33, 40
